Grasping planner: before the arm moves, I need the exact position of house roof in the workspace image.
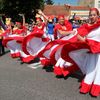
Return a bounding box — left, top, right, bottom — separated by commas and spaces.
43, 5, 90, 16
70, 6, 90, 10
43, 5, 69, 16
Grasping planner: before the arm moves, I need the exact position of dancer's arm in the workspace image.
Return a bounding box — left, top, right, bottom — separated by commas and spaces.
19, 14, 25, 26
57, 29, 76, 36
77, 34, 86, 42
38, 10, 48, 21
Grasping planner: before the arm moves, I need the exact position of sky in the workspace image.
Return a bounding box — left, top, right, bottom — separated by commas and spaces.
53, 0, 78, 5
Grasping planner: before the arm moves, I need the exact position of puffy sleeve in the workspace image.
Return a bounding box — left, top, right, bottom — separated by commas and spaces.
77, 24, 88, 37
65, 20, 72, 31
54, 24, 61, 39
86, 39, 100, 53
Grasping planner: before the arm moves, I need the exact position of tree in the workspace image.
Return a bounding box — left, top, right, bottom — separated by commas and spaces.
0, 0, 4, 10
0, 0, 45, 23
45, 0, 54, 5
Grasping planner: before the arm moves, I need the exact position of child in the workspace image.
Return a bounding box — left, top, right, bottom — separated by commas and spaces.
47, 18, 54, 41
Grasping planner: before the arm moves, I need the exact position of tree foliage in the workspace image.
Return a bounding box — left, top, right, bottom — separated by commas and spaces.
45, 0, 54, 5
0, 0, 45, 22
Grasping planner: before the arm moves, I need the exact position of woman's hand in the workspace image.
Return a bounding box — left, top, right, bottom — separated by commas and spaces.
38, 9, 43, 15
38, 9, 48, 21
77, 34, 86, 42
57, 30, 76, 35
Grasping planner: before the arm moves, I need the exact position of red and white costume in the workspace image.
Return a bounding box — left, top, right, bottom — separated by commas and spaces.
50, 20, 76, 76
38, 19, 74, 68
2, 28, 23, 58
54, 20, 72, 39
61, 21, 100, 96
53, 23, 88, 76
22, 21, 50, 63
2, 25, 34, 63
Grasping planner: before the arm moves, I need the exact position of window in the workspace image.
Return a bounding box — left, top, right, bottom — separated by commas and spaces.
98, 0, 100, 8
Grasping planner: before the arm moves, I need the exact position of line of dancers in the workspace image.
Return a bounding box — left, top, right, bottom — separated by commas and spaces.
1, 8, 100, 97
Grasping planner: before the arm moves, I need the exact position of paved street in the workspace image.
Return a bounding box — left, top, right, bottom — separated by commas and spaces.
0, 50, 99, 100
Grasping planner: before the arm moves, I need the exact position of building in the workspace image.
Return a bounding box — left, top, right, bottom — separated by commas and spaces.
43, 5, 90, 18
78, 0, 100, 11
43, 1, 100, 20
69, 6, 90, 18
94, 0, 100, 10
78, 0, 94, 7
43, 5, 70, 16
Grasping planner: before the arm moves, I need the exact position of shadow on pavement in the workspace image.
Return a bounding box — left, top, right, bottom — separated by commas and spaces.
42, 65, 54, 72
0, 50, 10, 56
55, 70, 84, 82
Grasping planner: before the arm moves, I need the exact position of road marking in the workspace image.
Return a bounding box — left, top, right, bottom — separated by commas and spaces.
27, 62, 43, 69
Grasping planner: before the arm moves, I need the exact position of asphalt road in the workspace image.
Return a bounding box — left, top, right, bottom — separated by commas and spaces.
0, 50, 99, 100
